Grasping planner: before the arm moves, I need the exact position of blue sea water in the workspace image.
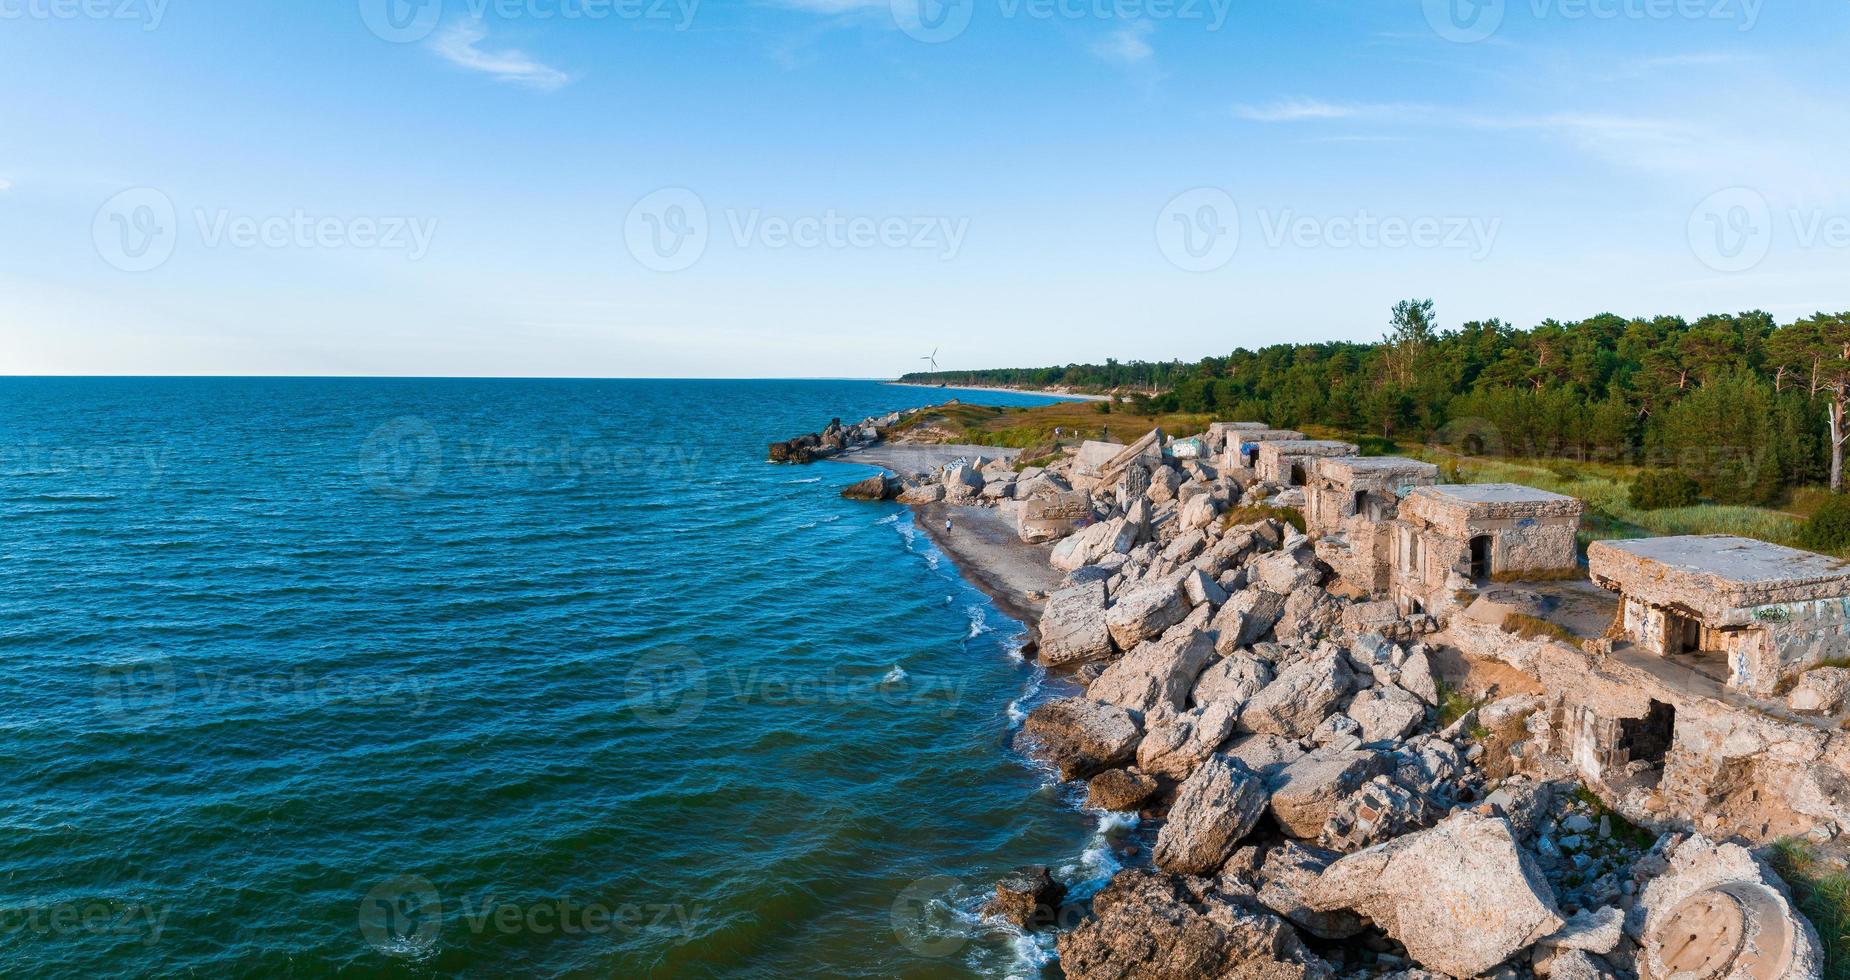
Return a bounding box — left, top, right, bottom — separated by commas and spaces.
0, 378, 1129, 978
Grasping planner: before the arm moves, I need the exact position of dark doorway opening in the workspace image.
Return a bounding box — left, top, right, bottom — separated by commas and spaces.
1664, 612, 1700, 655
1354, 490, 1370, 519
1618, 700, 1676, 765
1468, 535, 1493, 580
1291, 463, 1307, 485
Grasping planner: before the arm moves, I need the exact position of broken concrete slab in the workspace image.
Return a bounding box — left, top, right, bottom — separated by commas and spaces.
1153, 755, 1270, 875
1267, 748, 1388, 839
1307, 812, 1564, 977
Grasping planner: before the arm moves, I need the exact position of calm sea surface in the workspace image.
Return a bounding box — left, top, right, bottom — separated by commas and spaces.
0, 378, 1130, 978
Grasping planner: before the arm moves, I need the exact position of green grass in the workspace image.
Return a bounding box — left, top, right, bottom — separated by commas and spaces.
1567, 786, 1657, 849
1222, 504, 1305, 534
887, 401, 1216, 450
1436, 679, 1483, 730
1502, 613, 1581, 645
1772, 837, 1850, 980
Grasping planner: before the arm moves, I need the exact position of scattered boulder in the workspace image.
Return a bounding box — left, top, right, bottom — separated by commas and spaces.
1018, 490, 1095, 544
1104, 580, 1192, 653
1223, 733, 1307, 781
1256, 842, 1366, 940
1019, 698, 1143, 780
1306, 812, 1564, 977
1214, 589, 1288, 651
1040, 581, 1113, 666
1191, 652, 1275, 710
1180, 568, 1231, 608
1241, 654, 1354, 740
1087, 767, 1160, 812
897, 482, 945, 504
1539, 906, 1623, 956
1267, 749, 1388, 839
840, 474, 894, 500
1542, 948, 1616, 980
1787, 666, 1850, 715
1180, 493, 1222, 530
1346, 686, 1426, 744
1397, 649, 1440, 706
1251, 548, 1322, 594
1089, 628, 1216, 715
1320, 775, 1435, 852
980, 865, 1067, 929
1138, 702, 1240, 780
1153, 755, 1270, 875
1057, 870, 1322, 980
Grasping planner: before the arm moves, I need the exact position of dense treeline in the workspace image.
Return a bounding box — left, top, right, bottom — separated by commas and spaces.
903, 303, 1850, 505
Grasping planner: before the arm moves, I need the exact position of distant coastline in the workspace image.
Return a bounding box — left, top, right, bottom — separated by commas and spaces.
885, 381, 1112, 402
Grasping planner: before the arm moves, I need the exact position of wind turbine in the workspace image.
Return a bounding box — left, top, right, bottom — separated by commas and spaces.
920, 348, 940, 371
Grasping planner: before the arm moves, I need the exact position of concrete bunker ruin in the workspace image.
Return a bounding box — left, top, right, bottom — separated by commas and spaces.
1254, 439, 1359, 488
1588, 535, 1850, 697
1307, 456, 1441, 596
1387, 483, 1584, 614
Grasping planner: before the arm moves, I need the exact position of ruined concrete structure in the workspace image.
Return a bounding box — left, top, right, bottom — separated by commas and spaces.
1254, 439, 1359, 487
1220, 428, 1306, 476
1388, 484, 1583, 615
1307, 456, 1440, 596
1588, 535, 1850, 697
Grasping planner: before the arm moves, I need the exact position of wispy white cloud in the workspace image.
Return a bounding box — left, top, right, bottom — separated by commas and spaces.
0, 178, 12, 192
428, 19, 570, 91
1232, 98, 1434, 123
1091, 20, 1154, 65
765, 0, 885, 10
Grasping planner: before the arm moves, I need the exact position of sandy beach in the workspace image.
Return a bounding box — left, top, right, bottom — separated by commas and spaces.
828, 441, 1060, 624
913, 501, 1063, 626
884, 381, 1113, 402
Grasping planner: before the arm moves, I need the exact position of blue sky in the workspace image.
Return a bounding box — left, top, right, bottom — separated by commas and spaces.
3, 0, 1848, 377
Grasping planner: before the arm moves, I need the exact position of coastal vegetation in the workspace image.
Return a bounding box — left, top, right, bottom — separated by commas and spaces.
904, 303, 1850, 507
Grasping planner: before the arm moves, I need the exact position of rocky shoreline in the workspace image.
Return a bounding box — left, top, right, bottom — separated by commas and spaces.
775, 413, 1826, 980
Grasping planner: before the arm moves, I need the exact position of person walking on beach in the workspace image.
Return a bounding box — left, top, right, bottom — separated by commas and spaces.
945, 517, 953, 533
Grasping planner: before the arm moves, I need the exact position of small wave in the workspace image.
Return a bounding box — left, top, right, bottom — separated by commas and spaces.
882, 665, 908, 684
797, 521, 818, 530
1005, 663, 1046, 728
964, 605, 991, 638
20, 492, 119, 502
1060, 811, 1140, 901
785, 477, 822, 484
874, 513, 899, 526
